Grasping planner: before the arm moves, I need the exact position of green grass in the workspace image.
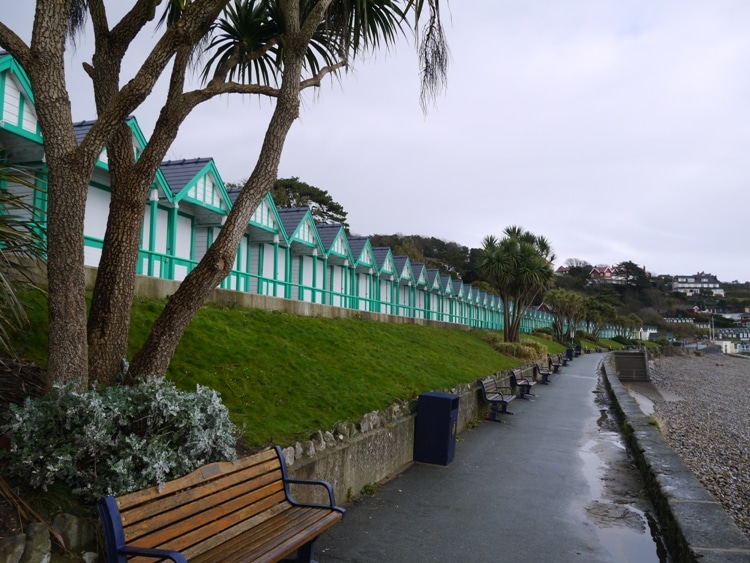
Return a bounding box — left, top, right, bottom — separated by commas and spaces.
15, 294, 524, 448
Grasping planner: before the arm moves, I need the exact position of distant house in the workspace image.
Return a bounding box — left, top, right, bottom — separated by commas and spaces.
670, 272, 725, 297
588, 264, 626, 285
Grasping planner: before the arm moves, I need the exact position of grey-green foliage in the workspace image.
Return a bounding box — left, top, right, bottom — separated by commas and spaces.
1, 377, 237, 502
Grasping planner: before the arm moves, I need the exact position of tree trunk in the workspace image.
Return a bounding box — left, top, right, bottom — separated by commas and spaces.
128, 52, 305, 378
23, 2, 91, 388
87, 124, 145, 386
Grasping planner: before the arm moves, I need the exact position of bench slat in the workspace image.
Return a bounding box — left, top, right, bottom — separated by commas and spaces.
123, 467, 284, 541
133, 487, 288, 554
118, 449, 279, 510
191, 507, 342, 563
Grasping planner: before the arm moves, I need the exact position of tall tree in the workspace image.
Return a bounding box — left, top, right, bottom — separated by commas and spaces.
271, 177, 349, 229
544, 288, 583, 344
0, 0, 448, 387
583, 298, 616, 342
478, 225, 555, 343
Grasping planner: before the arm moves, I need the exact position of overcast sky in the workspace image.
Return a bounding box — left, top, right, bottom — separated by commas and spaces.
4, 2, 750, 282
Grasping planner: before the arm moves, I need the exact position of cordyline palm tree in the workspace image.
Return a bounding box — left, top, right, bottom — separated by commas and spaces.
0, 159, 46, 355
479, 226, 555, 343
27, 0, 448, 386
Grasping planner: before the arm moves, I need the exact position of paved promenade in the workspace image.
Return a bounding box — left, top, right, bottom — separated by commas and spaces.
316, 353, 656, 562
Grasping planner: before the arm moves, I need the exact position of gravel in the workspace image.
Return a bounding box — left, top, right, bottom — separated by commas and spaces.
648, 353, 750, 540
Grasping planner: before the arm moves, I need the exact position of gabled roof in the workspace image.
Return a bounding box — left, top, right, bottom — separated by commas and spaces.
393, 256, 415, 282
452, 279, 464, 298
160, 158, 213, 195
0, 53, 43, 147
277, 208, 309, 239
426, 269, 443, 291
441, 275, 454, 294
159, 157, 231, 216
317, 223, 352, 263
372, 247, 396, 276
347, 236, 377, 270
277, 207, 323, 252
411, 262, 427, 285
243, 192, 282, 241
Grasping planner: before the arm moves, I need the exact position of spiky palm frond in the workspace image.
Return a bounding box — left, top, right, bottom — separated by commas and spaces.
0, 160, 46, 355
200, 0, 285, 85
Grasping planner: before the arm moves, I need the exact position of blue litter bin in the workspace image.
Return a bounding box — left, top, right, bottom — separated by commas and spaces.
566, 348, 574, 361
413, 392, 459, 466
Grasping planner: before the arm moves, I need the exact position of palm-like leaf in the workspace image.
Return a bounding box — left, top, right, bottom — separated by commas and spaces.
0, 159, 46, 354
200, 0, 409, 86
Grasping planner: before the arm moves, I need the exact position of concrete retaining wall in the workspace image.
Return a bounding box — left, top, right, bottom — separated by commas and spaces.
601, 356, 750, 562
284, 380, 487, 504
85, 267, 471, 331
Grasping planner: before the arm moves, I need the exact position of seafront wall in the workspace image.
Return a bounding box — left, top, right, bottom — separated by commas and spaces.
602, 355, 750, 562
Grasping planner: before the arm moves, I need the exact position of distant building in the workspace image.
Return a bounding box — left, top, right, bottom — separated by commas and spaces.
670, 272, 725, 297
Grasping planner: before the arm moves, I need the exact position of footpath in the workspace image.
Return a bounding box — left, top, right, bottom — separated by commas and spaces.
316, 351, 750, 562
317, 353, 633, 562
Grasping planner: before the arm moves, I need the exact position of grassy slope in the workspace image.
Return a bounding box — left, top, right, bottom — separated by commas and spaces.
18, 294, 526, 447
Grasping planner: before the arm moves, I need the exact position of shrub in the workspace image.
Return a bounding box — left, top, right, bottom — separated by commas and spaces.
1, 377, 237, 503
531, 329, 553, 341
520, 338, 547, 359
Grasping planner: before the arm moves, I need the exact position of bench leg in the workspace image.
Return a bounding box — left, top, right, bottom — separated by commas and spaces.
290, 537, 319, 563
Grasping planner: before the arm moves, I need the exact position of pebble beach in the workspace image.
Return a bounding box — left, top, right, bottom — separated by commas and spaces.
647, 352, 750, 540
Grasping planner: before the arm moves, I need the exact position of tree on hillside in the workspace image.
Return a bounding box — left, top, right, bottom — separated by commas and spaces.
478, 226, 555, 343
583, 298, 617, 342
272, 177, 349, 228
228, 176, 350, 229
544, 288, 583, 344
367, 234, 475, 280
616, 260, 649, 288
0, 0, 448, 388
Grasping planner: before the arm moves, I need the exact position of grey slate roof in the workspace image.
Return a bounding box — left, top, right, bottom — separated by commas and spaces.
347, 236, 369, 258
159, 158, 212, 194
226, 188, 241, 204
393, 256, 409, 275
316, 223, 346, 251
277, 208, 309, 239
72, 120, 96, 145
411, 262, 426, 280
372, 247, 392, 269
427, 269, 440, 286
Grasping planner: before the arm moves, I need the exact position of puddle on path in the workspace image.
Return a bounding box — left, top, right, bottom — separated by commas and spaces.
579, 377, 671, 562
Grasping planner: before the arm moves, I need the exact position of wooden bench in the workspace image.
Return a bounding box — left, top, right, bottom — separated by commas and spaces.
97, 446, 345, 563
534, 362, 552, 384
509, 368, 537, 399
478, 376, 516, 421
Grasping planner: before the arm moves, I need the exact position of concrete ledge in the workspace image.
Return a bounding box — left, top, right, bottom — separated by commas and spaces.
601, 356, 750, 562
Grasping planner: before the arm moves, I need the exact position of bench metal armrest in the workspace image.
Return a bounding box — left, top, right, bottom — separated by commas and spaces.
120, 546, 187, 563
284, 478, 345, 514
